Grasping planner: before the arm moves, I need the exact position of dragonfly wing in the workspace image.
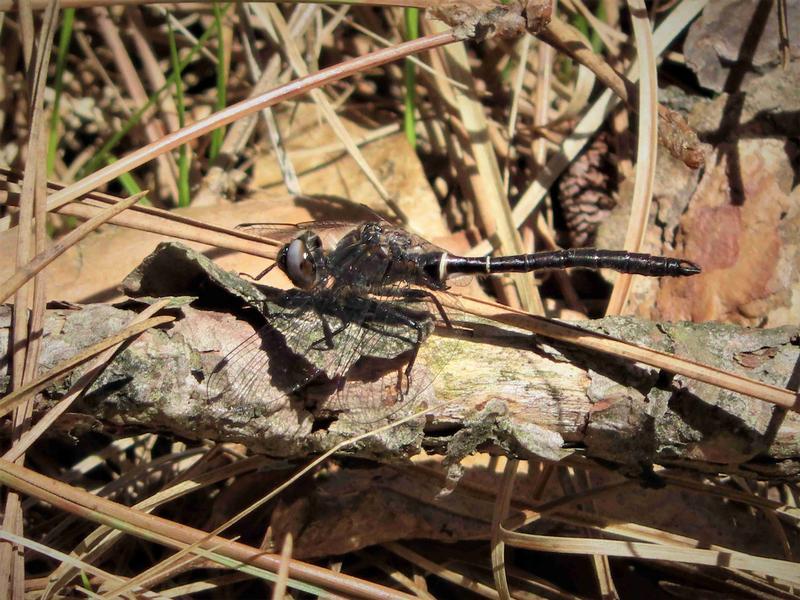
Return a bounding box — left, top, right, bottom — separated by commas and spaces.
236, 221, 365, 251
206, 286, 438, 429
235, 223, 305, 245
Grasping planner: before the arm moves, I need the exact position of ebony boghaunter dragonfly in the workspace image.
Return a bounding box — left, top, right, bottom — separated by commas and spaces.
271, 220, 698, 293
207, 217, 700, 425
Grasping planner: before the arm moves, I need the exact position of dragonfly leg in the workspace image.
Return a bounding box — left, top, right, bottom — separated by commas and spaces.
379, 288, 453, 329
403, 345, 420, 388
310, 313, 348, 351
359, 313, 425, 346
360, 298, 434, 353
239, 262, 277, 281
394, 309, 430, 345
389, 344, 418, 398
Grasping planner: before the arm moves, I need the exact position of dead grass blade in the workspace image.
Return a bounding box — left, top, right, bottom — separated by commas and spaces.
0, 170, 284, 256
605, 0, 658, 316
357, 550, 438, 599
2, 1, 60, 596
271, 533, 294, 600
152, 573, 254, 598
386, 543, 499, 598
556, 58, 597, 122
499, 476, 800, 588
502, 509, 800, 585
92, 6, 179, 202
66, 197, 281, 255
0, 458, 415, 599
0, 530, 146, 595
320, 4, 467, 91
231, 4, 302, 197
44, 30, 459, 214
43, 453, 269, 597
503, 35, 531, 192
429, 20, 543, 314
489, 459, 518, 599
541, 13, 702, 169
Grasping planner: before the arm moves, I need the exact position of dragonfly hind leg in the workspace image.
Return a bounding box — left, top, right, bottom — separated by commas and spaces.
363, 301, 431, 397
381, 287, 453, 329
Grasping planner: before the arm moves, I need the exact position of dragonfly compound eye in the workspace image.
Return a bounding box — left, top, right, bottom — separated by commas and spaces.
285, 238, 318, 289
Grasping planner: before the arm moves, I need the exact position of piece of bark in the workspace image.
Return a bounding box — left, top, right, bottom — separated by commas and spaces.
264, 464, 494, 560
597, 61, 800, 326
1, 243, 798, 480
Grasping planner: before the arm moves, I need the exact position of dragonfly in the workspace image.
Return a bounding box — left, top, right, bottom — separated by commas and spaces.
207, 213, 701, 429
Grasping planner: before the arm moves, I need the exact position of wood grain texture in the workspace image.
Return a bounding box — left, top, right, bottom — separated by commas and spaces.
2, 300, 797, 480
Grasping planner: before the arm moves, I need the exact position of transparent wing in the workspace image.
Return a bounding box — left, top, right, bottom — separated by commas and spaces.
236, 209, 387, 249
207, 291, 442, 430
205, 304, 321, 418
321, 288, 439, 427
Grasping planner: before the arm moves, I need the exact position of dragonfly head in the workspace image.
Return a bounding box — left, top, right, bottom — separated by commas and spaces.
276, 231, 325, 290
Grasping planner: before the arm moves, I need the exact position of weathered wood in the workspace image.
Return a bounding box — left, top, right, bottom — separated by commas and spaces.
1, 303, 797, 480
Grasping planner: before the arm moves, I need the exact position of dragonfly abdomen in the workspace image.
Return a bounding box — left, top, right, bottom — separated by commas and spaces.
444, 249, 701, 278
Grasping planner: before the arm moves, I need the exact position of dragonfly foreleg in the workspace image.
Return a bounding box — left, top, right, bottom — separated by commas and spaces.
373, 302, 431, 345
240, 262, 278, 281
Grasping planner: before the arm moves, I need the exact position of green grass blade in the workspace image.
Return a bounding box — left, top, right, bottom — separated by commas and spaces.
572, 5, 604, 54
106, 156, 150, 204
79, 3, 232, 180
403, 7, 419, 147
47, 8, 75, 176
590, 2, 604, 53
209, 1, 227, 160
167, 19, 191, 207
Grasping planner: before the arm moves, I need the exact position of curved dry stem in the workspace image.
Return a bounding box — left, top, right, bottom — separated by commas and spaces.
605, 0, 658, 316
490, 459, 518, 600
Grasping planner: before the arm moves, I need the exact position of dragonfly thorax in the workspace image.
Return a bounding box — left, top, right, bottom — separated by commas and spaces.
275, 222, 449, 293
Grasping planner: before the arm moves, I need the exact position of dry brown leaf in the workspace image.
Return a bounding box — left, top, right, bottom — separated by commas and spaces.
251, 103, 445, 239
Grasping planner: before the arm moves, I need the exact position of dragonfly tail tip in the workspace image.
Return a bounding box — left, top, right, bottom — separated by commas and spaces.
678, 259, 702, 276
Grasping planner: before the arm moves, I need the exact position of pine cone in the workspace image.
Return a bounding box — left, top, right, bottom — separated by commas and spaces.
558, 134, 617, 247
